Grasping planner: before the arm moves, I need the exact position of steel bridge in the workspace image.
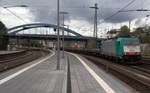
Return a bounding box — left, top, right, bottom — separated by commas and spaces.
3, 23, 87, 41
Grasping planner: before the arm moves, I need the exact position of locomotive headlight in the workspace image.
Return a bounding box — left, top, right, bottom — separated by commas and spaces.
124, 46, 130, 52
124, 45, 141, 52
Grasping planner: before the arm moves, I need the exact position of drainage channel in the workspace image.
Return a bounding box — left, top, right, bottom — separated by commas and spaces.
67, 56, 72, 93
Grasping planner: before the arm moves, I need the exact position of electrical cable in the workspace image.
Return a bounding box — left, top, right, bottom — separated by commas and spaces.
0, 5, 27, 23
103, 0, 137, 21
3, 8, 27, 23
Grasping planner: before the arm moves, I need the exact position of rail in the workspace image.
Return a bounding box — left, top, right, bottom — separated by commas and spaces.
0, 49, 50, 73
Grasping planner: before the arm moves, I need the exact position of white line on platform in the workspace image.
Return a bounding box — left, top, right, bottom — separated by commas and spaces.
0, 50, 55, 85
69, 52, 116, 93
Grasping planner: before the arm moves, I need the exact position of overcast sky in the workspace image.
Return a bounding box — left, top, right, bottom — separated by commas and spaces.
0, 0, 150, 38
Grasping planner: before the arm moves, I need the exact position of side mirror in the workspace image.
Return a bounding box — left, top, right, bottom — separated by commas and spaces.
118, 42, 120, 46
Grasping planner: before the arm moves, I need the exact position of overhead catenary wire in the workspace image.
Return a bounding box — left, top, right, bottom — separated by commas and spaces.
0, 5, 27, 23
3, 8, 27, 23
103, 0, 137, 22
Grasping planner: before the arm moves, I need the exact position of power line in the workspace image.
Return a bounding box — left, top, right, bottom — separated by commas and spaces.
103, 0, 137, 21
3, 7, 27, 23
0, 5, 27, 23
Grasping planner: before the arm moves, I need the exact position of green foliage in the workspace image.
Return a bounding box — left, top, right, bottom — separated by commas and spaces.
118, 25, 130, 37
141, 35, 150, 43
131, 27, 145, 36
0, 21, 7, 31
131, 26, 150, 43
0, 21, 7, 45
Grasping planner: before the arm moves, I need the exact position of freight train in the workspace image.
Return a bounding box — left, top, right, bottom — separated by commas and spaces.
66, 37, 142, 63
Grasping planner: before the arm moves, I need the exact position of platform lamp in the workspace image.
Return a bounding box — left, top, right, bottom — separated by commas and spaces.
56, 0, 60, 70
60, 11, 68, 59
62, 24, 69, 36
2, 5, 28, 49
145, 15, 149, 29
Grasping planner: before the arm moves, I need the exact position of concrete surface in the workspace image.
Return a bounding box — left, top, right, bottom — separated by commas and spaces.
0, 51, 22, 55
0, 51, 133, 93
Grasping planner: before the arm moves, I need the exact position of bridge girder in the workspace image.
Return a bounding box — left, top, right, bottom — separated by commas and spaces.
3, 23, 85, 39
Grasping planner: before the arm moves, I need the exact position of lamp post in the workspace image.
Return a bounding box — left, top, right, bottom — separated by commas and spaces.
57, 0, 60, 70
63, 24, 69, 35
3, 5, 28, 8
60, 11, 68, 58
145, 15, 149, 28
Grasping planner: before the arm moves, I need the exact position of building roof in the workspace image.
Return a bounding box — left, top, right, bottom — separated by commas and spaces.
107, 29, 120, 34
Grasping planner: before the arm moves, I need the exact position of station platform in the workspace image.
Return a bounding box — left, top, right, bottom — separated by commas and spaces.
0, 50, 23, 55
0, 51, 133, 93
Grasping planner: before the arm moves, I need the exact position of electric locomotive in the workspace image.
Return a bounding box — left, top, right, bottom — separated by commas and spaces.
100, 37, 141, 63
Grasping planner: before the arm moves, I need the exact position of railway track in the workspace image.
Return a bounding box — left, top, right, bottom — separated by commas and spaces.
0, 51, 32, 63
0, 49, 49, 73
131, 66, 150, 74
80, 54, 150, 93
131, 61, 150, 75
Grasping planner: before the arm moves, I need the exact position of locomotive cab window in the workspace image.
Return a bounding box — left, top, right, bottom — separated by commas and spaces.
123, 40, 139, 46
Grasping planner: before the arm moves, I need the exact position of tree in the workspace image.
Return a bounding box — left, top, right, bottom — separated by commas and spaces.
0, 21, 8, 50
118, 25, 130, 37
131, 26, 150, 43
141, 35, 150, 43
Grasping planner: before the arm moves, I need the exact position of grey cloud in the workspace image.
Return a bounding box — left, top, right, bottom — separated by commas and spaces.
1, 0, 150, 25
134, 19, 146, 26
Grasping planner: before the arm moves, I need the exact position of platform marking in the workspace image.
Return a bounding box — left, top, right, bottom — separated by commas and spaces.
69, 52, 116, 93
0, 51, 55, 85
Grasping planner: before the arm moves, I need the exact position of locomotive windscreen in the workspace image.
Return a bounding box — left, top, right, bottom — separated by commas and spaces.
123, 40, 139, 45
